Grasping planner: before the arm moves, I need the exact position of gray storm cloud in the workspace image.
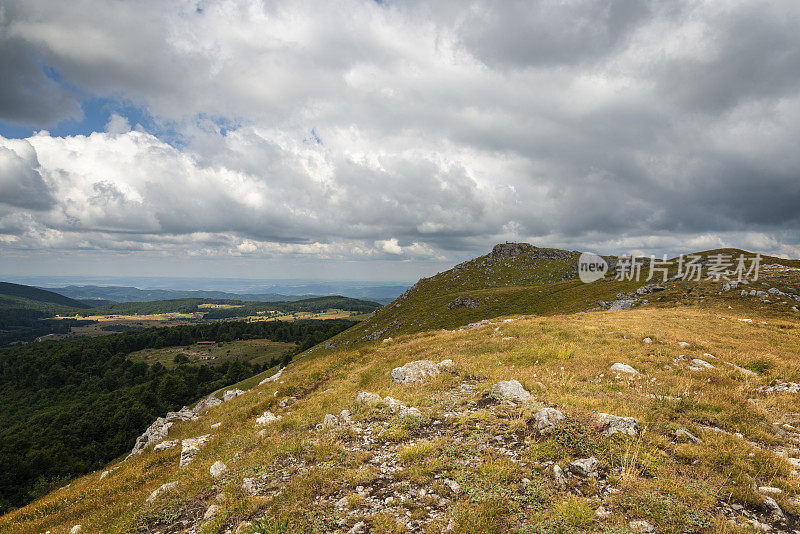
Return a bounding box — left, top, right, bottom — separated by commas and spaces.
1, 0, 799, 268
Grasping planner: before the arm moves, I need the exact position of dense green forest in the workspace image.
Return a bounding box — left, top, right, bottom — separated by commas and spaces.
201, 295, 380, 319
0, 319, 354, 513
81, 295, 381, 317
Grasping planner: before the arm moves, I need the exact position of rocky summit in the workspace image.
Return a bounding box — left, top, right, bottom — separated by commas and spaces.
5, 244, 800, 533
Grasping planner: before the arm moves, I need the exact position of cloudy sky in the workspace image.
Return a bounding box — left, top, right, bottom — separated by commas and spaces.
1, 0, 799, 282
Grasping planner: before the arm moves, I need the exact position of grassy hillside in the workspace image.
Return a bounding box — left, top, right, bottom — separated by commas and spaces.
4, 244, 800, 533
0, 283, 94, 345
0, 282, 91, 310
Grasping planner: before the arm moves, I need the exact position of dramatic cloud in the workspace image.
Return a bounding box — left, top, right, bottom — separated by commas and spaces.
1, 0, 799, 278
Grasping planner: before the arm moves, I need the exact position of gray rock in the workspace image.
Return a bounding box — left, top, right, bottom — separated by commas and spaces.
349, 521, 367, 534
179, 435, 211, 468
390, 360, 441, 384
610, 363, 639, 375
356, 391, 382, 405
255, 411, 281, 425
222, 389, 245, 402
629, 520, 655, 533
534, 407, 565, 433
688, 358, 714, 371
609, 299, 637, 311
447, 297, 478, 309
203, 504, 220, 520
193, 394, 223, 415
339, 409, 352, 424
491, 380, 531, 403
764, 496, 786, 520
322, 414, 338, 428
146, 481, 179, 502
636, 285, 665, 296
153, 440, 179, 452
209, 461, 228, 479
242, 477, 260, 495
70, 526, 82, 534
443, 479, 460, 494
126, 417, 173, 459
596, 413, 640, 437
552, 464, 567, 486
569, 456, 598, 478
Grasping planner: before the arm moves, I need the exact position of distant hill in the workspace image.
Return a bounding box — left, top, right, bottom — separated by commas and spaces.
0, 282, 91, 309
0, 282, 92, 346
42, 285, 318, 303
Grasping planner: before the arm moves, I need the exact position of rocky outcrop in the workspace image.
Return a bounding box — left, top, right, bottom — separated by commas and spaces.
126, 417, 174, 459
569, 456, 598, 478
596, 413, 640, 437
447, 297, 478, 309
179, 435, 211, 468
489, 242, 531, 257
391, 360, 453, 384
146, 481, 178, 503
534, 408, 565, 433
256, 411, 281, 425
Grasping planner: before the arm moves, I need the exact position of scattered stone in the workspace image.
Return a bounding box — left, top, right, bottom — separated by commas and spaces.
629, 520, 655, 533
356, 391, 382, 405
552, 464, 567, 486
390, 360, 442, 384
642, 337, 652, 343
179, 435, 211, 468
210, 461, 228, 479
609, 299, 637, 311
677, 341, 690, 347
256, 411, 281, 425
322, 414, 338, 428
534, 407, 565, 433
259, 369, 283, 385
193, 394, 223, 415
596, 413, 640, 437
725, 362, 758, 377
759, 486, 783, 497
146, 481, 178, 502
70, 525, 82, 534
491, 380, 531, 403
222, 389, 245, 402
447, 296, 478, 309
764, 496, 786, 520
688, 358, 714, 371
100, 470, 110, 480
443, 479, 460, 494
349, 521, 367, 534
242, 477, 259, 495
340, 409, 352, 424
569, 456, 598, 478
126, 417, 174, 458
210, 422, 221, 429
759, 380, 800, 393
153, 440, 179, 452
636, 285, 666, 296
675, 428, 699, 443
203, 504, 220, 520
610, 363, 639, 375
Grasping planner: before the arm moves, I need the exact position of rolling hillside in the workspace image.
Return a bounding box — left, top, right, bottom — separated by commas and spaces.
4, 244, 800, 533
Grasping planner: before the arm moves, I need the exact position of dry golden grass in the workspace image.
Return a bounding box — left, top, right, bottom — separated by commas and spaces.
4, 300, 800, 532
